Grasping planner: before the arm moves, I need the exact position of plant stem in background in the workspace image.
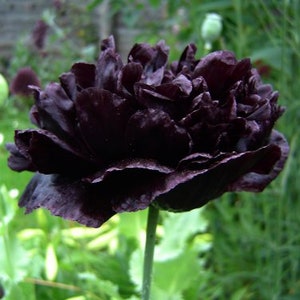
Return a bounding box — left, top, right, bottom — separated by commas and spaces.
142, 205, 159, 300
233, 0, 244, 57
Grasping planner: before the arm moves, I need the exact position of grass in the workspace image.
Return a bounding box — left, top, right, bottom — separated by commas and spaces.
201, 1, 300, 298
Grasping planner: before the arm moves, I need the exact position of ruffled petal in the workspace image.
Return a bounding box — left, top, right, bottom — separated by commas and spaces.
19, 174, 115, 228
193, 51, 251, 99
75, 88, 135, 160
117, 62, 143, 95
143, 74, 192, 100
71, 62, 96, 89
83, 158, 173, 183
6, 142, 35, 172
19, 163, 172, 227
126, 109, 191, 166
13, 129, 96, 175
153, 139, 287, 211
128, 40, 169, 72
176, 43, 198, 73
101, 35, 115, 51
30, 83, 77, 142
95, 47, 123, 92
134, 75, 193, 119
228, 130, 289, 191
128, 43, 155, 66
59, 72, 77, 101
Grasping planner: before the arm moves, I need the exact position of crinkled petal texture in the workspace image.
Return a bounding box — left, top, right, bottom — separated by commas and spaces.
7, 36, 289, 227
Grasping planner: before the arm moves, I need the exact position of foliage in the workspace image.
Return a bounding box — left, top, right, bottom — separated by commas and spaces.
1, 0, 300, 299
0, 182, 210, 299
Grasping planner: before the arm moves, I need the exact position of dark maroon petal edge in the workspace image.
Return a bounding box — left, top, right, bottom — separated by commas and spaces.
19, 174, 115, 228
153, 130, 289, 211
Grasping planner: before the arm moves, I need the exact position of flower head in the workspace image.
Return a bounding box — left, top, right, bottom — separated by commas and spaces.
201, 13, 222, 50
10, 67, 40, 98
31, 19, 49, 51
7, 36, 289, 227
52, 0, 63, 11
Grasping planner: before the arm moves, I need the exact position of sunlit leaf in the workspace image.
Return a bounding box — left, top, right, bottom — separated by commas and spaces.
86, 229, 118, 250
0, 185, 18, 229
129, 249, 143, 291
155, 209, 208, 261
64, 296, 86, 300
61, 226, 106, 240
45, 243, 58, 281
118, 210, 147, 242
151, 284, 184, 300
231, 287, 251, 300
78, 272, 122, 299
17, 228, 45, 240
0, 236, 30, 298
154, 250, 201, 295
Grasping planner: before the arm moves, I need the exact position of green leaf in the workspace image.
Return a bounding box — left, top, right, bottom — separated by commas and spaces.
0, 186, 33, 299
150, 284, 183, 300
80, 251, 135, 297
2, 283, 27, 300
86, 229, 118, 250
153, 250, 201, 295
148, 0, 161, 8
129, 249, 143, 290
231, 287, 251, 300
61, 226, 108, 240
0, 236, 30, 299
17, 228, 45, 240
129, 245, 203, 297
86, 0, 104, 11
0, 239, 29, 281
16, 282, 36, 300
118, 210, 147, 240
64, 296, 86, 300
0, 185, 18, 230
250, 46, 286, 70
95, 278, 120, 298
155, 209, 207, 261
78, 272, 121, 299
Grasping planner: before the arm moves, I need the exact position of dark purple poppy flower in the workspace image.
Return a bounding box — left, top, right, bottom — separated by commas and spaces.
7, 36, 289, 227
31, 19, 49, 51
52, 0, 63, 11
10, 67, 40, 98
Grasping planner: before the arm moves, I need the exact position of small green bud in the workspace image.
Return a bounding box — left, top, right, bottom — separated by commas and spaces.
201, 13, 223, 50
0, 73, 9, 106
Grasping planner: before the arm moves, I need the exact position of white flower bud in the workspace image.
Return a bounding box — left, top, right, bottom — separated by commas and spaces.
201, 13, 223, 50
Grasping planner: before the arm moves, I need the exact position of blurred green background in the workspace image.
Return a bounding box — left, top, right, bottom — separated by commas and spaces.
0, 1, 299, 299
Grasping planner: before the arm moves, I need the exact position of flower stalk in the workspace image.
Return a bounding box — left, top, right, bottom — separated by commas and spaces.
142, 205, 159, 300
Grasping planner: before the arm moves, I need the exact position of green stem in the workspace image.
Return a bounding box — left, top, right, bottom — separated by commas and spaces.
142, 205, 159, 300
233, 0, 244, 57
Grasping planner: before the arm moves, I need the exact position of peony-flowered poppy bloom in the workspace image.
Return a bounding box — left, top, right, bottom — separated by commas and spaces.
7, 36, 289, 227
